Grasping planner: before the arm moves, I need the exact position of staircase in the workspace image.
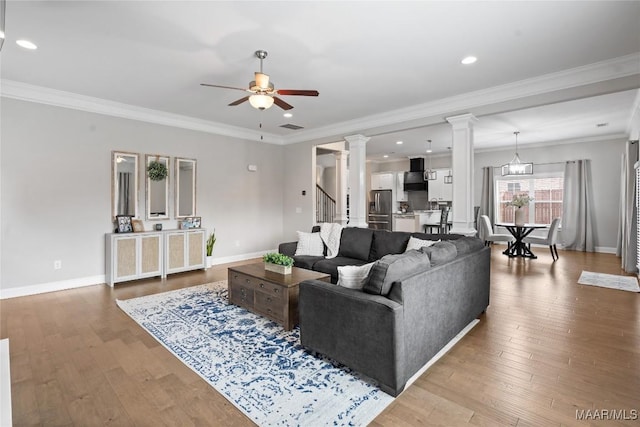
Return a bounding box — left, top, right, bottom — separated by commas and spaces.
316, 184, 336, 224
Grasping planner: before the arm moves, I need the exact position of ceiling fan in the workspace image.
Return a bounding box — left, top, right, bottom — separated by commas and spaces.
200, 50, 319, 111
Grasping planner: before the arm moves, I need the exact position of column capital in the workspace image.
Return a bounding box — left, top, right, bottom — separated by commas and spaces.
344, 134, 371, 146
333, 150, 349, 160
445, 113, 478, 129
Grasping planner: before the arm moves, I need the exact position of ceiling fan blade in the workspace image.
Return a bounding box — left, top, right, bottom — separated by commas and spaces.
228, 96, 250, 106
276, 89, 319, 96
201, 83, 248, 92
273, 97, 294, 110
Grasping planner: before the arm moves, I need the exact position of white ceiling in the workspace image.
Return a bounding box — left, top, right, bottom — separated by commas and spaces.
1, 1, 639, 160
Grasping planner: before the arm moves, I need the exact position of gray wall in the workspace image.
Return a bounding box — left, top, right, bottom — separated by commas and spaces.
1, 98, 284, 291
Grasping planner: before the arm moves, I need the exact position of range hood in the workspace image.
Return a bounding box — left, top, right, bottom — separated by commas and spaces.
404, 158, 428, 191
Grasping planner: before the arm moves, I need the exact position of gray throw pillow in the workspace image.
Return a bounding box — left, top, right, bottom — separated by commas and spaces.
363, 250, 430, 296
420, 241, 458, 266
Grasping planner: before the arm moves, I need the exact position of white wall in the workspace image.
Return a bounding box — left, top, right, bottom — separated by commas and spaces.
1, 98, 284, 292
474, 138, 625, 250
283, 140, 316, 241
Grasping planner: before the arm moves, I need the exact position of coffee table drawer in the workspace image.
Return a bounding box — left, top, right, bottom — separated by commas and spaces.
229, 282, 254, 308
254, 290, 285, 322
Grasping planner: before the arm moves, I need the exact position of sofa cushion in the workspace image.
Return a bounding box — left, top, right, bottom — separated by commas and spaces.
314, 256, 368, 283
293, 255, 325, 270
363, 250, 431, 296
338, 227, 374, 261
412, 232, 463, 241
405, 236, 439, 252
451, 236, 485, 256
295, 231, 325, 256
420, 241, 458, 266
337, 262, 375, 290
369, 230, 411, 261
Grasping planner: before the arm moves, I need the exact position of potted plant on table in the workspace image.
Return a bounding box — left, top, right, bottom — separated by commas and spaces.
205, 229, 216, 269
263, 252, 294, 275
507, 193, 533, 226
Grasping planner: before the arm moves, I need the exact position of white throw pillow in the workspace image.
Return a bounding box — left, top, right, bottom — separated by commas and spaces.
295, 231, 325, 256
337, 262, 375, 290
405, 236, 439, 252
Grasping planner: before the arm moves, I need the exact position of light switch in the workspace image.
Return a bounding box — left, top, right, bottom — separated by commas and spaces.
247, 164, 258, 172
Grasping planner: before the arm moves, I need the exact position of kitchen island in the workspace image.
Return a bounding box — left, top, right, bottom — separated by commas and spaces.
393, 210, 445, 233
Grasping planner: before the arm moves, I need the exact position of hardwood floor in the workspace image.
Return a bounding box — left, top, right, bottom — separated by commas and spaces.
2, 249, 639, 426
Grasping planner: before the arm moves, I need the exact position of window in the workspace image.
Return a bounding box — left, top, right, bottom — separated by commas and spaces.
495, 173, 563, 225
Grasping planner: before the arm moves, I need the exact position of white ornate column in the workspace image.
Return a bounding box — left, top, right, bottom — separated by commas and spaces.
446, 113, 478, 236
334, 150, 349, 226
344, 134, 370, 228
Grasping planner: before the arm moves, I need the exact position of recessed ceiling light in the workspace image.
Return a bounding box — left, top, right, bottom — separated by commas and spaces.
383, 155, 389, 158
16, 39, 37, 50
425, 148, 433, 153
283, 112, 293, 118
461, 56, 477, 65
396, 141, 403, 145
0, 31, 5, 40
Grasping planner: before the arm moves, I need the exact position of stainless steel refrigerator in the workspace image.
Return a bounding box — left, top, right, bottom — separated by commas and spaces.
368, 190, 392, 230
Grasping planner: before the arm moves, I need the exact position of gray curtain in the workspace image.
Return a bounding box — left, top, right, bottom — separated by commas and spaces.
561, 160, 595, 251
616, 141, 638, 272
478, 167, 494, 240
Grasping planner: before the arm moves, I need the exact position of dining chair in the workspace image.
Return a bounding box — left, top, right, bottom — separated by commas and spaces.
479, 215, 514, 248
439, 207, 451, 234
523, 217, 561, 261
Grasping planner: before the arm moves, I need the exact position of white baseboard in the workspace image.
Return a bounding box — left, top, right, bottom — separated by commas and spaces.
594, 246, 617, 254
0, 339, 12, 427
211, 249, 277, 266
0, 275, 105, 300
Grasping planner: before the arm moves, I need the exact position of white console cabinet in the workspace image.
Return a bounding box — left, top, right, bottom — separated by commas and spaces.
165, 229, 206, 275
106, 228, 206, 286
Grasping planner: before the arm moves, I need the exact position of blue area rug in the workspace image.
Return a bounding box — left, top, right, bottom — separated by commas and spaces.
116, 281, 393, 426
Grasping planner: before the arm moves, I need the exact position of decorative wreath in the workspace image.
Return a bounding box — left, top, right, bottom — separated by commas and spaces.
147, 160, 168, 181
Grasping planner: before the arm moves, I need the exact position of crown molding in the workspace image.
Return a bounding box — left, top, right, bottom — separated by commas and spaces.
282, 53, 640, 145
0, 80, 285, 145
1, 54, 637, 147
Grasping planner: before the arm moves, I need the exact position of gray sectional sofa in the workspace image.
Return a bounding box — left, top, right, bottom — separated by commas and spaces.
278, 227, 491, 396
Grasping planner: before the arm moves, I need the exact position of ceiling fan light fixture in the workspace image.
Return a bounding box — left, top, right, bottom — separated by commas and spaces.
254, 72, 270, 90
249, 94, 274, 110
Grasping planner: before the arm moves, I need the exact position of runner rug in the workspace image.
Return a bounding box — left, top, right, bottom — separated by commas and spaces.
117, 281, 476, 426
578, 271, 640, 293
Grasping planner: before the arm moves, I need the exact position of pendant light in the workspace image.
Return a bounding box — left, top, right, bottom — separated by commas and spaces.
501, 131, 533, 176
444, 169, 453, 184
424, 139, 437, 181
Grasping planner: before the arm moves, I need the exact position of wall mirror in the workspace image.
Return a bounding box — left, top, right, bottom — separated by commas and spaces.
112, 151, 139, 219
146, 154, 170, 220
175, 157, 196, 218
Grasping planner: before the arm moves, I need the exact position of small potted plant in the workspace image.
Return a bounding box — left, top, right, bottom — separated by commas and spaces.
205, 229, 216, 269
506, 193, 533, 226
263, 252, 294, 275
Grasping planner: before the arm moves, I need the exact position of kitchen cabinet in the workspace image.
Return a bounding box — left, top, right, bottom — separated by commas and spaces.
429, 169, 453, 201
166, 229, 206, 275
371, 172, 394, 190
106, 231, 163, 286
394, 216, 418, 232
395, 172, 408, 202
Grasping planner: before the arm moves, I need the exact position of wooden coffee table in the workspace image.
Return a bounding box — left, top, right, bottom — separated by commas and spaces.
228, 263, 331, 330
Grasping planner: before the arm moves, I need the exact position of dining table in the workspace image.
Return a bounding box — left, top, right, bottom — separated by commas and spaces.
495, 223, 549, 259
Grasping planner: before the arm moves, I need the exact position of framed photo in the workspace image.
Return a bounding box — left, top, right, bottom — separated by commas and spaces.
180, 216, 202, 229
132, 219, 144, 232
116, 215, 134, 233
